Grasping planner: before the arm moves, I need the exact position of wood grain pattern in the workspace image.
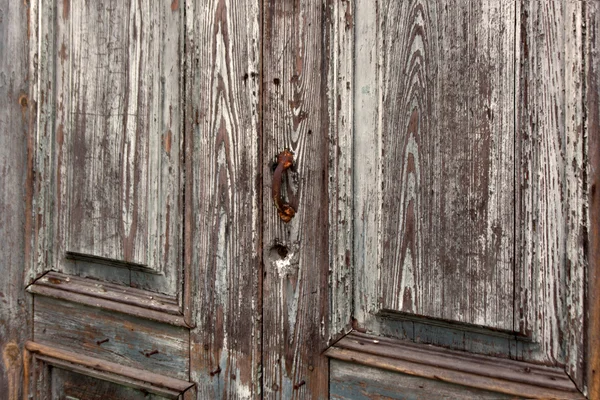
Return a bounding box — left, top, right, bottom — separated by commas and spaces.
29, 0, 183, 296
586, 1, 600, 397
24, 341, 194, 399
33, 296, 189, 380
330, 360, 517, 400
186, 0, 261, 398
262, 0, 333, 398
563, 0, 586, 390
378, 0, 515, 329
327, 332, 584, 399
0, 1, 29, 399
50, 368, 171, 400
354, 0, 589, 385
515, 0, 586, 372
327, 0, 354, 341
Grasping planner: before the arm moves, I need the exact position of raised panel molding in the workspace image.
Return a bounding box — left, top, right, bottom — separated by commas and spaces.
24, 341, 194, 399
27, 271, 190, 327
326, 332, 583, 400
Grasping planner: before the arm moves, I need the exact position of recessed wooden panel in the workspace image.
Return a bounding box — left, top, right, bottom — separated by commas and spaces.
378, 0, 515, 329
31, 0, 183, 295
34, 296, 189, 380
50, 368, 170, 400
24, 341, 194, 399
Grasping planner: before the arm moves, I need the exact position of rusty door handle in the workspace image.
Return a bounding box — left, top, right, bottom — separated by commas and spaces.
272, 150, 296, 222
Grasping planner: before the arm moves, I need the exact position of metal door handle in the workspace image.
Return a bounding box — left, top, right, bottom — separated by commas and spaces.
272, 149, 296, 222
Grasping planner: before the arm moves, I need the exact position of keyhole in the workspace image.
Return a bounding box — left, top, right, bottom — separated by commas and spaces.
269, 244, 289, 259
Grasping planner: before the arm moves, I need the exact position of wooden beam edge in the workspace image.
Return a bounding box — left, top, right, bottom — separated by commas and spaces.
25, 341, 194, 397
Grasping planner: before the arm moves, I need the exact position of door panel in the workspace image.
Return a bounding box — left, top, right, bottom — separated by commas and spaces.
353, 0, 588, 392
26, 0, 193, 397
30, 0, 183, 295
379, 0, 515, 329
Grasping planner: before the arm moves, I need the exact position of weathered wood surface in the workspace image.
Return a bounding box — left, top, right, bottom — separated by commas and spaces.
354, 0, 588, 385
586, 1, 600, 398
327, 0, 354, 343
262, 0, 337, 397
186, 0, 261, 398
562, 0, 586, 390
33, 296, 190, 380
29, 0, 183, 296
24, 341, 194, 399
327, 332, 582, 397
516, 0, 586, 377
28, 272, 189, 327
378, 0, 516, 329
330, 360, 519, 400
50, 368, 171, 400
0, 0, 29, 400
354, 0, 517, 329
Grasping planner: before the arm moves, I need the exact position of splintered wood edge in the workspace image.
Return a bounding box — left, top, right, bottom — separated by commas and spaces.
24, 341, 194, 398
28, 272, 191, 328
325, 332, 584, 399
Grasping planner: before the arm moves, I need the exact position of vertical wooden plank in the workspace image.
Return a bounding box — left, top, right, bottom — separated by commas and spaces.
378, 0, 515, 329
186, 0, 261, 398
353, 0, 382, 326
586, 1, 600, 397
328, 0, 354, 342
517, 0, 559, 363
515, 0, 585, 366
262, 0, 330, 398
27, 0, 56, 284
0, 0, 29, 399
564, 0, 585, 390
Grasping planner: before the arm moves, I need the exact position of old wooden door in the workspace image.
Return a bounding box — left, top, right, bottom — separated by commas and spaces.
22, 0, 336, 398
2, 0, 598, 399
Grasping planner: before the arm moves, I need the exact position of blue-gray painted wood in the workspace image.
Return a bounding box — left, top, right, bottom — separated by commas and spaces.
0, 0, 29, 399
330, 360, 517, 400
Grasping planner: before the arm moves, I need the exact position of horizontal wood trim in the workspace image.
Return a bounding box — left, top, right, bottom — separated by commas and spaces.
25, 341, 194, 398
28, 272, 190, 327
326, 332, 583, 399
